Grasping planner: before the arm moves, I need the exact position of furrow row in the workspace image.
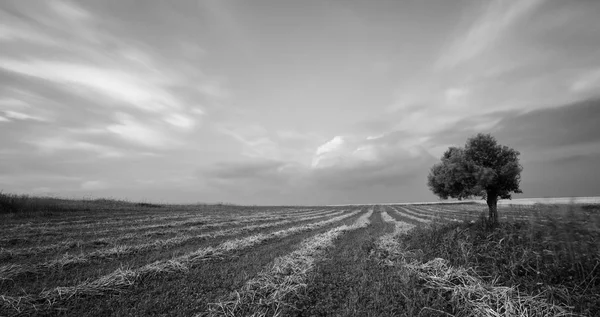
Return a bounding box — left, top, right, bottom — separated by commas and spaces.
0, 209, 336, 258
206, 208, 374, 317
2, 208, 319, 238
388, 206, 431, 223
0, 209, 364, 315
375, 209, 416, 259
0, 210, 343, 280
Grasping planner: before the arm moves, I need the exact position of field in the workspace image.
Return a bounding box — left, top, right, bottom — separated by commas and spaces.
1, 195, 599, 316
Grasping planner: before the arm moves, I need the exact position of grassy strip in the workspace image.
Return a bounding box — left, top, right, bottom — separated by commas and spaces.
0, 212, 200, 232
0, 209, 335, 260
1, 208, 325, 242
371, 216, 595, 316
0, 216, 221, 243
2, 213, 251, 240
409, 205, 466, 221
205, 208, 374, 317
0, 209, 329, 252
420, 204, 586, 223
389, 206, 432, 224
0, 209, 363, 315
410, 205, 465, 223
0, 210, 344, 280
286, 206, 410, 316
377, 208, 415, 254
403, 258, 572, 317
0, 207, 311, 229
399, 214, 600, 315
384, 206, 428, 227
392, 205, 435, 219
56, 214, 361, 317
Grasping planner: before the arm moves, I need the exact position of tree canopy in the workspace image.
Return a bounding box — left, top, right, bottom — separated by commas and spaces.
427, 133, 523, 223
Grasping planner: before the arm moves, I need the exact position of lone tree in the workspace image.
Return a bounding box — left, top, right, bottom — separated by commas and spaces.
427, 133, 523, 224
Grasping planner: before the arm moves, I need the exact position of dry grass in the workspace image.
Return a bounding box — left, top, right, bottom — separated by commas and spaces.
0, 209, 363, 315
206, 209, 374, 317
0, 209, 339, 262
0, 210, 345, 280
390, 206, 432, 223
394, 206, 436, 220
411, 205, 467, 223
3, 215, 223, 241
0, 212, 197, 233
0, 208, 332, 247
372, 205, 599, 316
405, 258, 574, 317
377, 208, 415, 255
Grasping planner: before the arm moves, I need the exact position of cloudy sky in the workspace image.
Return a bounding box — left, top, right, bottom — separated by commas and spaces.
1, 0, 599, 204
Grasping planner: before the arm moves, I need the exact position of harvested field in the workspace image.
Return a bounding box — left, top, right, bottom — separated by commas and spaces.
1, 201, 598, 316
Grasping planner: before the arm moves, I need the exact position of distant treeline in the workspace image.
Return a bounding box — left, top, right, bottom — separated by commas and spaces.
0, 192, 166, 214
0, 192, 303, 215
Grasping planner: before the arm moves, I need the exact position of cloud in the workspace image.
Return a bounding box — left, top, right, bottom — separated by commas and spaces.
570, 68, 600, 94
307, 131, 436, 190
80, 180, 108, 190
196, 129, 441, 203
0, 59, 181, 113
0, 173, 82, 193
437, 0, 545, 69
366, 134, 383, 140
218, 123, 282, 159
0, 11, 57, 45
315, 136, 344, 156
277, 130, 310, 141
49, 0, 90, 21
490, 97, 600, 152
199, 159, 306, 200
2, 110, 47, 121
312, 136, 345, 167
164, 113, 195, 129
0, 0, 230, 159
309, 142, 436, 193
30, 137, 123, 158
206, 159, 287, 181
352, 145, 377, 162
0, 98, 29, 108
444, 87, 469, 106
107, 112, 171, 148
198, 81, 230, 100
2, 0, 599, 204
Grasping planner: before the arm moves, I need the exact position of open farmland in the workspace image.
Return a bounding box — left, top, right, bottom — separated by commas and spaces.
1, 198, 599, 316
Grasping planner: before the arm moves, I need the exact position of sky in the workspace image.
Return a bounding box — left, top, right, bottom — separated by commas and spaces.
1, 0, 600, 205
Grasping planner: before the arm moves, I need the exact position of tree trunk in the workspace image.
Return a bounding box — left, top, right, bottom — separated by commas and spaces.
486, 193, 498, 225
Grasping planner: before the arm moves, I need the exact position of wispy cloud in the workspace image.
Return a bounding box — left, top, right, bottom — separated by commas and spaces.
312, 136, 345, 168
29, 137, 123, 158
444, 87, 469, 106
218, 124, 281, 159
571, 68, 600, 94
50, 0, 90, 21
106, 112, 172, 148
437, 0, 545, 69
2, 110, 47, 121
0, 97, 28, 108
0, 0, 228, 153
80, 180, 108, 190
0, 59, 182, 113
